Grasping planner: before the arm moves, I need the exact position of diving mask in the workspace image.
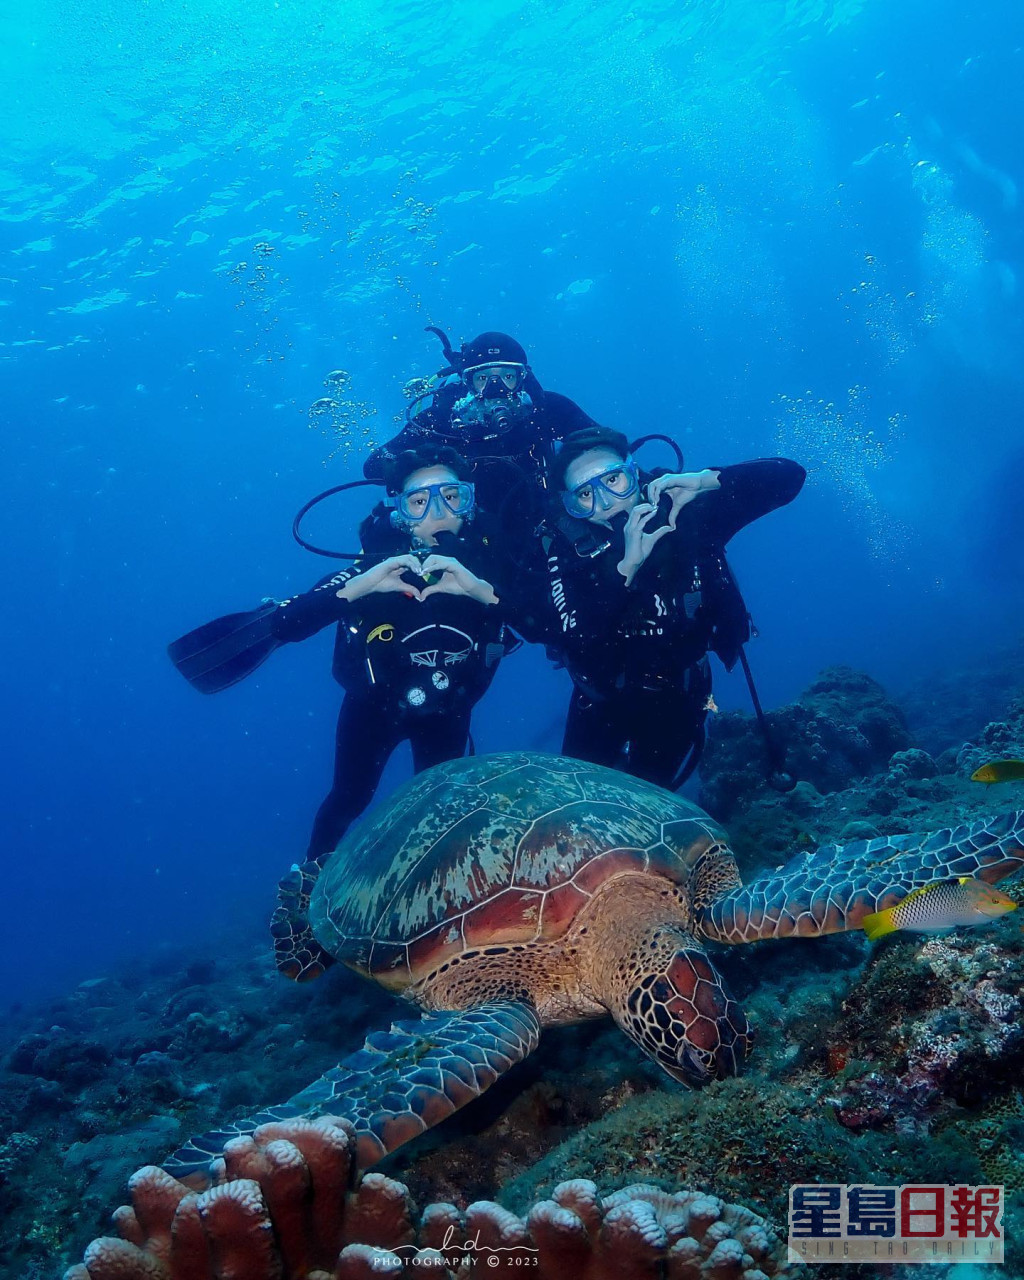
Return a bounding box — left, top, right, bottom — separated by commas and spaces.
463, 362, 527, 397
562, 459, 640, 518
390, 480, 476, 524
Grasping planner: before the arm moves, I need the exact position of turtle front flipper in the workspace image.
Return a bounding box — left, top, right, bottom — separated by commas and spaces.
700, 810, 1024, 944
164, 1000, 540, 1186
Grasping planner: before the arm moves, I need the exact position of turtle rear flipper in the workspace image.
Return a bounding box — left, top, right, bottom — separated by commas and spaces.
164, 1000, 541, 1186
271, 860, 336, 982
700, 810, 1024, 944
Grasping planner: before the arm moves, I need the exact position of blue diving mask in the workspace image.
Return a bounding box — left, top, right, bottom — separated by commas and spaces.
389, 480, 476, 524
561, 458, 640, 519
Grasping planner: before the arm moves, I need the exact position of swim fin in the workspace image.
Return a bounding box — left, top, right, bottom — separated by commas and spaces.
168, 602, 281, 694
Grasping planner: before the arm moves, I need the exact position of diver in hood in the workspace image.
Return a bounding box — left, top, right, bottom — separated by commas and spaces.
364, 328, 600, 520
503, 425, 806, 791
168, 444, 518, 979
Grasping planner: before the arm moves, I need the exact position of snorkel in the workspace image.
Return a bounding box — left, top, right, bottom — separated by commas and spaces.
424, 325, 462, 376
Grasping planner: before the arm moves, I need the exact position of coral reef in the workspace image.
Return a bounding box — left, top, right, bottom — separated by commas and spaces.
699, 676, 1024, 879
901, 636, 1024, 754
510, 1042, 988, 1204
5, 663, 1024, 1278
8, 1030, 112, 1088
820, 931, 1024, 1133
700, 666, 912, 821
955, 695, 1024, 782
0, 944, 388, 1279
66, 1116, 782, 1279
967, 1090, 1024, 1192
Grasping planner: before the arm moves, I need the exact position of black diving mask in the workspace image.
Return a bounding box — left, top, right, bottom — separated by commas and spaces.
463, 362, 527, 396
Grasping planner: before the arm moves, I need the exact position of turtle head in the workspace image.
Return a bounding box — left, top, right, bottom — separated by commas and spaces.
621, 938, 752, 1086
574, 876, 752, 1085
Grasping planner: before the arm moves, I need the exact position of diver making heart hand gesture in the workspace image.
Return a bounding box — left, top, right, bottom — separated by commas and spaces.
169, 443, 512, 877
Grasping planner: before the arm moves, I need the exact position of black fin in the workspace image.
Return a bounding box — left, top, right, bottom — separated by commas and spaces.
168, 603, 281, 694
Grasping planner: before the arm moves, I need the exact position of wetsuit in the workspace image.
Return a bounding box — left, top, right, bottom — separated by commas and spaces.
364, 373, 599, 521
518, 458, 806, 789
269, 521, 510, 858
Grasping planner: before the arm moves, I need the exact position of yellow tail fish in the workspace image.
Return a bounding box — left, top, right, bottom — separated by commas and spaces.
862, 877, 1017, 941
971, 759, 1024, 784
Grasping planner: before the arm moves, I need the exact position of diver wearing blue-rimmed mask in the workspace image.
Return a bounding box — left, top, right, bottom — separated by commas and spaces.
169, 444, 516, 982
267, 445, 519, 980
561, 455, 642, 519
503, 426, 806, 791
450, 359, 533, 442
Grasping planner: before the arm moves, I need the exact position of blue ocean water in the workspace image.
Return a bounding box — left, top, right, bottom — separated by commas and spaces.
2, 0, 1021, 1006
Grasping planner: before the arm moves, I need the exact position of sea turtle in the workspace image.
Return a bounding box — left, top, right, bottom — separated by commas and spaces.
168, 751, 1024, 1180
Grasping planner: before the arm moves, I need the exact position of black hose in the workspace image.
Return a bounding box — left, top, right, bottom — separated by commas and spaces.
669, 721, 707, 792
737, 647, 797, 792
425, 325, 461, 373
291, 479, 380, 558
629, 432, 685, 472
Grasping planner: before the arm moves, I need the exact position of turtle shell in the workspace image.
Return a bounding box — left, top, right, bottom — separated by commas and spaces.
309, 751, 727, 989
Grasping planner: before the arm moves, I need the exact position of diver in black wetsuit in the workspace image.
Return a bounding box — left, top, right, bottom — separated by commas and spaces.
517, 426, 805, 789
170, 443, 512, 882
268, 446, 511, 860
272, 446, 515, 980
170, 444, 515, 981
364, 329, 599, 523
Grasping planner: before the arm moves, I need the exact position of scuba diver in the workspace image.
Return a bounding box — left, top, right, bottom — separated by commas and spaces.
515, 425, 805, 789
168, 444, 514, 979
364, 328, 600, 520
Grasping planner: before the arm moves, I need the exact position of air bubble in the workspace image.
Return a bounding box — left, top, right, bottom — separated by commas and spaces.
307, 373, 379, 465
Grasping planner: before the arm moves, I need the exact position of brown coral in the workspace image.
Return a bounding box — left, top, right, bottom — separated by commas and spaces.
66, 1117, 782, 1280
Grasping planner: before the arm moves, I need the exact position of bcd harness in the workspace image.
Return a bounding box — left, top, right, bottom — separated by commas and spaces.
541, 516, 794, 793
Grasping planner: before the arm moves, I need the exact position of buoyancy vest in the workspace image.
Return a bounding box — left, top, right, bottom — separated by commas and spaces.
539, 508, 751, 698
330, 528, 514, 715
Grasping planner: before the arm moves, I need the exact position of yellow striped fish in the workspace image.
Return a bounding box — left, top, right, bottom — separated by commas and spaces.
862, 877, 1017, 941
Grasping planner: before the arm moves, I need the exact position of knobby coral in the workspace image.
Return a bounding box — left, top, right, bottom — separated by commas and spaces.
65, 1116, 782, 1279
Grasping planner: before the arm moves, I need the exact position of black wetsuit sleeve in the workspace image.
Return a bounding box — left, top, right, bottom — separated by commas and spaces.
697, 458, 805, 545
540, 390, 602, 440
269, 567, 361, 643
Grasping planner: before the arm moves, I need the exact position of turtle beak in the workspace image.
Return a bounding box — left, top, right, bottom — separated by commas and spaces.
677, 1043, 715, 1087
674, 1029, 751, 1085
